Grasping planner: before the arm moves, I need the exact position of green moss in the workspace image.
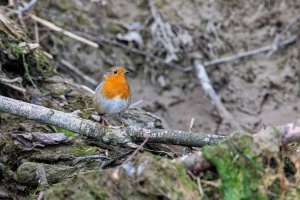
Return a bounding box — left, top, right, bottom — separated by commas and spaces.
27, 185, 51, 200
203, 134, 268, 200
44, 172, 109, 200
65, 95, 92, 119
174, 163, 198, 191
44, 153, 200, 199
56, 127, 77, 138
154, 0, 164, 9
72, 146, 98, 156
107, 22, 124, 34
54, 88, 66, 95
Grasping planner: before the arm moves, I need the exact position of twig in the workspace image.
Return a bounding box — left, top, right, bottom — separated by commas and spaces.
189, 118, 195, 132
0, 82, 26, 93
245, 1, 266, 25
83, 35, 296, 73
73, 154, 112, 165
99, 151, 133, 170
18, 0, 38, 13
36, 164, 48, 187
123, 136, 150, 164
206, 21, 225, 53
203, 36, 297, 67
129, 99, 143, 108
30, 15, 99, 48
34, 19, 39, 44
0, 77, 26, 93
60, 59, 98, 86
197, 177, 204, 198
143, 147, 174, 159
194, 59, 241, 129
268, 15, 300, 56
80, 85, 95, 95
182, 118, 195, 156
0, 77, 22, 84
149, 0, 178, 63
37, 192, 44, 200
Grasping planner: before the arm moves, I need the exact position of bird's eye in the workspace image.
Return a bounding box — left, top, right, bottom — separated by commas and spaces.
113, 70, 117, 74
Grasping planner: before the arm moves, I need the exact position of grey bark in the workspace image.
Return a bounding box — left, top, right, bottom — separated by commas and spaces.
0, 95, 227, 147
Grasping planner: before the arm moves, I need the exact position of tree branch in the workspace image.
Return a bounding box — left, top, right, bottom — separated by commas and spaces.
194, 59, 241, 129
268, 15, 300, 55
1, 95, 300, 149
0, 95, 227, 147
60, 59, 98, 87
203, 36, 297, 67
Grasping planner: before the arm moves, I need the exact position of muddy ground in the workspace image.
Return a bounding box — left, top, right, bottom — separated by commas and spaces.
35, 0, 300, 133
1, 0, 300, 199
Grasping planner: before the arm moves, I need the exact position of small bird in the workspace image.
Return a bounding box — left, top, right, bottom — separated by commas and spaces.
93, 66, 131, 128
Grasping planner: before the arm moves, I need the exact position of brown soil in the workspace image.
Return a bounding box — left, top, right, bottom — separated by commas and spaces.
1, 1, 300, 199
38, 0, 300, 133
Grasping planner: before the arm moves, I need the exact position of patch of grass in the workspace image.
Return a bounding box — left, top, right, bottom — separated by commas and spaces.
10, 43, 38, 89
72, 147, 98, 156
56, 127, 77, 138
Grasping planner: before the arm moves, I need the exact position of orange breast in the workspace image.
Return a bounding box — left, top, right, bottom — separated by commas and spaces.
101, 74, 130, 100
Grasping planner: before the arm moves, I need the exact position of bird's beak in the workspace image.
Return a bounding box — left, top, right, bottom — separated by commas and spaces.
123, 70, 130, 74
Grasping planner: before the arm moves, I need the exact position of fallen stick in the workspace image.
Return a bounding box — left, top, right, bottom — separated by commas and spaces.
1, 95, 300, 148
123, 136, 150, 164
0, 77, 26, 93
60, 59, 98, 87
268, 15, 300, 56
30, 15, 99, 48
194, 59, 241, 129
18, 0, 38, 13
203, 36, 297, 67
0, 95, 227, 147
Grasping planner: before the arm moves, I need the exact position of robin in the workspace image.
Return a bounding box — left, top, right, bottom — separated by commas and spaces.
93, 66, 131, 128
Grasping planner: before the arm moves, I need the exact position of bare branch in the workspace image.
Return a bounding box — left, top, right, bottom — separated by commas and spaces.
60, 59, 98, 86
268, 15, 300, 55
0, 77, 26, 93
194, 59, 241, 129
123, 136, 150, 164
203, 36, 297, 67
149, 0, 178, 62
18, 0, 38, 13
0, 95, 227, 147
79, 33, 297, 73
1, 95, 300, 149
30, 15, 99, 48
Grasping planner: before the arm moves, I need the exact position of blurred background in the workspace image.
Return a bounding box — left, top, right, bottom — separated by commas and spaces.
1, 0, 300, 133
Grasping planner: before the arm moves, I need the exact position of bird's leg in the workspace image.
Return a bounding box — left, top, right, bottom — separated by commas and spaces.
100, 114, 106, 128
119, 113, 126, 128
